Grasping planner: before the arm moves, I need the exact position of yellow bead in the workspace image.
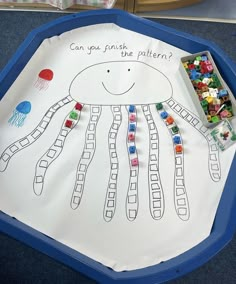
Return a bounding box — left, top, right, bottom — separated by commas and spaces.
205, 96, 213, 104
183, 62, 188, 69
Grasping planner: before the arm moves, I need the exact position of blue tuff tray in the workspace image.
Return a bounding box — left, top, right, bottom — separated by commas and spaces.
0, 9, 236, 283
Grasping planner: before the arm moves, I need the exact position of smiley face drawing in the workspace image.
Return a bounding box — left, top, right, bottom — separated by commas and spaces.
0, 61, 221, 222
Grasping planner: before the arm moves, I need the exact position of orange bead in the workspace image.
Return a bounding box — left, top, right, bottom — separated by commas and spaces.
166, 116, 174, 125
175, 145, 183, 154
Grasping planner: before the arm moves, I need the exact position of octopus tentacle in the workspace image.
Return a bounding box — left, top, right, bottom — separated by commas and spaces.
142, 105, 165, 220
33, 102, 82, 196
103, 106, 122, 222
126, 105, 139, 221
0, 96, 73, 172
157, 104, 190, 221
71, 105, 102, 210
166, 98, 221, 182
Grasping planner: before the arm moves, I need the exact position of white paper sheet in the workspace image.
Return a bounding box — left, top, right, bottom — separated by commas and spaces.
0, 23, 235, 271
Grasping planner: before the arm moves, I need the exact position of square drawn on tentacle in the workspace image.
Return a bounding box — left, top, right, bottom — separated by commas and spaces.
88, 124, 95, 131
91, 115, 98, 122
167, 100, 174, 107
107, 200, 114, 207
92, 107, 99, 113
40, 121, 49, 129
78, 174, 84, 181
131, 183, 136, 190
151, 174, 158, 181
61, 130, 68, 137
2, 154, 10, 162
151, 183, 160, 190
152, 191, 161, 199
111, 174, 117, 180
10, 145, 18, 153
176, 167, 183, 177
39, 160, 48, 168
177, 198, 186, 206
128, 195, 136, 204
151, 134, 157, 140
149, 123, 155, 130
174, 104, 181, 112
87, 134, 95, 140
106, 210, 113, 218
109, 132, 116, 139
19, 138, 30, 147
150, 154, 157, 161
108, 192, 115, 198
32, 130, 41, 139
111, 152, 117, 158
142, 105, 148, 112
110, 143, 115, 149
79, 164, 87, 172
153, 210, 161, 218
111, 163, 118, 170
151, 143, 157, 150
180, 110, 188, 118
112, 124, 119, 130
75, 184, 82, 192
109, 183, 116, 189
115, 115, 121, 121
73, 196, 80, 205
153, 200, 161, 208
36, 176, 43, 183
175, 156, 182, 165
86, 143, 94, 149
176, 179, 184, 186
176, 187, 185, 196
129, 210, 136, 219
47, 149, 56, 158
54, 139, 63, 147
82, 152, 91, 159
178, 207, 187, 215
150, 164, 158, 171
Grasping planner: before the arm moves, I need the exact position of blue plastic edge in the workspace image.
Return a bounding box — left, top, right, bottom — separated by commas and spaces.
0, 9, 235, 284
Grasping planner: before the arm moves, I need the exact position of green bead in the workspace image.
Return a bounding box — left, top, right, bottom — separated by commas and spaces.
156, 103, 163, 110
201, 100, 208, 108
231, 134, 236, 141
70, 111, 78, 120
211, 116, 220, 123
171, 126, 179, 134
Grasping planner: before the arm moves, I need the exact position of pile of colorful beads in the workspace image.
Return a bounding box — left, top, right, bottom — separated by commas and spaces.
182, 54, 234, 123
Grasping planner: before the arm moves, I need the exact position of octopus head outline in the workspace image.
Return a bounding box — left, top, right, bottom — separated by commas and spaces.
69, 60, 173, 105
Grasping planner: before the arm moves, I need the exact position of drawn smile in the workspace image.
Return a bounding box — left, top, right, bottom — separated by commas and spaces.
102, 82, 135, 96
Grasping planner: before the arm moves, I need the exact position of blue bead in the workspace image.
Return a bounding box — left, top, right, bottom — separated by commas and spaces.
160, 111, 168, 119
201, 56, 208, 61
129, 105, 135, 113
203, 73, 211, 78
173, 136, 181, 144
218, 89, 228, 97
129, 124, 136, 132
129, 146, 136, 154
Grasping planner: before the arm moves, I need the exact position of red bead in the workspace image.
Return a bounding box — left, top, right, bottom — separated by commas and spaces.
75, 103, 83, 111
128, 133, 135, 141
131, 158, 138, 166
65, 120, 73, 128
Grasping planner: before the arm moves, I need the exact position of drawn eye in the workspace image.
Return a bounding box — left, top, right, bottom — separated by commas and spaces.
128, 68, 131, 72
107, 69, 110, 73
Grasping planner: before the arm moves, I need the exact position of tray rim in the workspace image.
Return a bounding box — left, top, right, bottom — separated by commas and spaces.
0, 9, 236, 284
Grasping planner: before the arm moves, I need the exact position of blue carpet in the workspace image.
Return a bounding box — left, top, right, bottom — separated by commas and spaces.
0, 11, 236, 284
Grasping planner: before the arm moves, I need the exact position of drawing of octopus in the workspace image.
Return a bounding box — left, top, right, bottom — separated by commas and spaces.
0, 61, 221, 222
